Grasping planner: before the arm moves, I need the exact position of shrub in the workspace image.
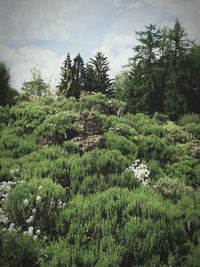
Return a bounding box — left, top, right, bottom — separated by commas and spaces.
5, 178, 66, 236
55, 187, 186, 266
154, 177, 192, 203
0, 232, 41, 267
137, 135, 179, 164
178, 113, 200, 126
183, 123, 200, 139
34, 111, 80, 144
63, 141, 80, 154
104, 132, 137, 159
165, 156, 200, 186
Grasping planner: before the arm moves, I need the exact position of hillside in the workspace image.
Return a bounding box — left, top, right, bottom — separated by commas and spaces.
0, 92, 200, 266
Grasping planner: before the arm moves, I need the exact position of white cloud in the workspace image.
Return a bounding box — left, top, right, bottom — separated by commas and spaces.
94, 33, 136, 77
113, 0, 144, 8
0, 44, 64, 90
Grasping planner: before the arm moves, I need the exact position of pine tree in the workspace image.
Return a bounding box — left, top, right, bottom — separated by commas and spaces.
89, 51, 112, 94
84, 63, 96, 92
57, 53, 73, 97
71, 53, 85, 98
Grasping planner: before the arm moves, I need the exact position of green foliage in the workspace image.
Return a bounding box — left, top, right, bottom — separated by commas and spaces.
166, 156, 200, 186
104, 132, 137, 159
0, 61, 18, 106
34, 111, 80, 144
0, 232, 41, 267
137, 135, 179, 164
178, 113, 200, 126
5, 178, 66, 235
154, 177, 192, 203
21, 68, 49, 97
63, 141, 80, 154
183, 123, 200, 139
54, 187, 188, 266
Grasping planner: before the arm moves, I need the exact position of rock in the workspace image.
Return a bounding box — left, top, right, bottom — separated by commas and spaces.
108, 127, 121, 134
78, 112, 101, 136
188, 144, 200, 159
72, 135, 104, 153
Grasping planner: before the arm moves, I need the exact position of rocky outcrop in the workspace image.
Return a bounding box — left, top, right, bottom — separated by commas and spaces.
78, 112, 101, 136
188, 144, 200, 159
72, 135, 104, 153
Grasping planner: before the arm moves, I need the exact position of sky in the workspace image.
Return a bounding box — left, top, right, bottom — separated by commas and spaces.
0, 0, 200, 90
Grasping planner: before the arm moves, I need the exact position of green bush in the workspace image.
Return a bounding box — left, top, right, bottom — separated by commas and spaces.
5, 178, 66, 236
34, 111, 80, 144
63, 141, 80, 154
104, 132, 137, 159
184, 123, 200, 139
54, 187, 187, 266
0, 232, 41, 267
137, 135, 179, 164
154, 177, 192, 203
166, 156, 200, 186
178, 113, 200, 126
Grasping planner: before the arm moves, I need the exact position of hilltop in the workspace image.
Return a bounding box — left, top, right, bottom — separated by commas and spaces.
0, 92, 200, 266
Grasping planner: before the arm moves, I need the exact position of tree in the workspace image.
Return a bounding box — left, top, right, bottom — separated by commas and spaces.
89, 51, 112, 94
58, 53, 85, 98
57, 53, 73, 97
71, 53, 85, 98
84, 63, 96, 92
21, 68, 48, 97
0, 61, 18, 106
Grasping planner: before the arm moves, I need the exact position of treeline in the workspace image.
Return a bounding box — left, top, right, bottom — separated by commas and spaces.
113, 19, 200, 119
0, 19, 200, 120
57, 52, 112, 98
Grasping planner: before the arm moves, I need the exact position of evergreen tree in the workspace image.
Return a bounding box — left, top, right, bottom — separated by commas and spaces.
0, 61, 18, 106
84, 63, 96, 92
71, 53, 85, 98
57, 53, 73, 97
89, 51, 112, 94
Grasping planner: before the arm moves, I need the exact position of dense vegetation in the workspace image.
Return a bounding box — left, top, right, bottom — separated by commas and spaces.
0, 19, 200, 266
0, 92, 200, 266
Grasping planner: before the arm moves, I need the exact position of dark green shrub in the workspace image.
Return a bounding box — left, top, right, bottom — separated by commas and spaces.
166, 156, 200, 186
34, 111, 80, 144
63, 141, 80, 154
184, 123, 200, 139
104, 132, 137, 159
54, 187, 186, 266
137, 135, 179, 164
0, 134, 38, 158
0, 232, 41, 267
178, 113, 200, 126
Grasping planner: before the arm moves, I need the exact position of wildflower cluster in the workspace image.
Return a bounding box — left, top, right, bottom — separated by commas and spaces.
126, 159, 150, 186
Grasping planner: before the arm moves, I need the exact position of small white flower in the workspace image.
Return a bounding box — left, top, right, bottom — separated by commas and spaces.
28, 226, 34, 237
38, 186, 43, 190
3, 216, 9, 225
32, 208, 36, 214
36, 229, 41, 235
26, 215, 34, 224
36, 196, 41, 203
33, 235, 38, 240
23, 199, 29, 207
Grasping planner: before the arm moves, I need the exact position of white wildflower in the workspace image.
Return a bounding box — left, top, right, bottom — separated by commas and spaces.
36, 196, 41, 203
38, 186, 43, 190
32, 208, 36, 214
26, 215, 34, 224
33, 235, 38, 240
28, 226, 34, 237
23, 199, 29, 207
36, 229, 41, 235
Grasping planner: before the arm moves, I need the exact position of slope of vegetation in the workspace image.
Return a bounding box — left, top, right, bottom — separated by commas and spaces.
0, 93, 200, 266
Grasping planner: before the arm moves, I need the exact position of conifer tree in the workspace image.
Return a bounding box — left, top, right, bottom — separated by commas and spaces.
89, 51, 112, 94
57, 53, 73, 97
71, 53, 85, 98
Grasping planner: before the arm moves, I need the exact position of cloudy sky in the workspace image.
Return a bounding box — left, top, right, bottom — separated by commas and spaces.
0, 0, 200, 90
